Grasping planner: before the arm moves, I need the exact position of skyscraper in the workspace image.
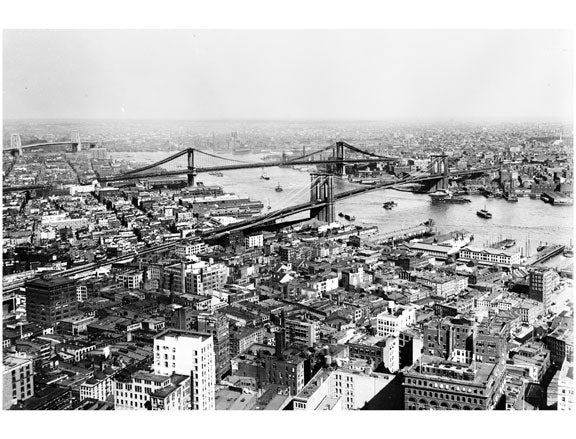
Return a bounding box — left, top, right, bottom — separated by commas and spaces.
153, 329, 216, 410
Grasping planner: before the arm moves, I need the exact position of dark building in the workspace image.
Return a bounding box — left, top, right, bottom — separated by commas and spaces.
25, 277, 79, 326
196, 312, 231, 381
423, 316, 476, 362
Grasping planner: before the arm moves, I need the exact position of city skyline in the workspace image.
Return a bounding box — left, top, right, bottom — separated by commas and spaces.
3, 30, 573, 123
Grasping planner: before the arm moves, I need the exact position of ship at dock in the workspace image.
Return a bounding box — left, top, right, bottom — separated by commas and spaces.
428, 189, 471, 204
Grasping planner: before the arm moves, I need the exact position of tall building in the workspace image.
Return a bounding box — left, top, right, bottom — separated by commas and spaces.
3, 355, 34, 409
557, 359, 574, 411
25, 277, 79, 325
529, 269, 559, 310
285, 317, 318, 347
376, 303, 416, 337
423, 316, 477, 363
153, 329, 216, 410
403, 355, 506, 410
195, 312, 231, 381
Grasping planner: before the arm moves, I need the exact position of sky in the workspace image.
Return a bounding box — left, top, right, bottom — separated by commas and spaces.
2, 29, 573, 122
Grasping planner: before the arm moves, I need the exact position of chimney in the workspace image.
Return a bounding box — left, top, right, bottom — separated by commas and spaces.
275, 330, 286, 358
180, 261, 186, 294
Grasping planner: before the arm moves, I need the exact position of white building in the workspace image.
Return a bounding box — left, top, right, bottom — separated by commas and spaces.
244, 233, 264, 248
175, 241, 207, 260
459, 246, 521, 267
2, 355, 34, 409
558, 359, 574, 411
80, 371, 114, 402
117, 270, 143, 290
309, 274, 339, 295
292, 367, 394, 410
376, 304, 416, 337
113, 370, 190, 410
153, 329, 216, 410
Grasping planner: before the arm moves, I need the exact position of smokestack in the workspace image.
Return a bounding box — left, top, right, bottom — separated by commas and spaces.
275, 330, 286, 358
181, 262, 186, 294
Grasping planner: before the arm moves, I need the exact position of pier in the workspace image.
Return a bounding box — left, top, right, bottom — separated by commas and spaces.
527, 244, 565, 266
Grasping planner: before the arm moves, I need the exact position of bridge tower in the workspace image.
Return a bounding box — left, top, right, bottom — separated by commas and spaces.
11, 134, 22, 156
310, 173, 334, 223
71, 131, 82, 152
187, 148, 197, 186
430, 154, 449, 191
334, 141, 346, 177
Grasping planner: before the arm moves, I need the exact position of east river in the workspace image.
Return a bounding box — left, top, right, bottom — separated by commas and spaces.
111, 151, 574, 270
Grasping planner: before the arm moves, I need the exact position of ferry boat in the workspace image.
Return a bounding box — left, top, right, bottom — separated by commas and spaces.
476, 205, 492, 219
275, 182, 283, 192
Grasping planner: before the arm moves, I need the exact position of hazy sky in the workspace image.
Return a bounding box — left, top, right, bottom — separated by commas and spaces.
3, 30, 573, 122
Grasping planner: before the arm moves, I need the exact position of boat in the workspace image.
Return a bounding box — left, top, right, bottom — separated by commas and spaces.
344, 214, 356, 221
275, 183, 283, 192
429, 189, 451, 199
338, 212, 344, 217
477, 205, 492, 219
431, 196, 471, 204
260, 169, 270, 180
383, 201, 397, 209
563, 248, 573, 258
209, 171, 224, 177
504, 240, 516, 249
504, 191, 519, 202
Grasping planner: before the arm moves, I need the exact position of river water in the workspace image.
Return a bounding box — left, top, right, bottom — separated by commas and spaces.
111, 150, 574, 269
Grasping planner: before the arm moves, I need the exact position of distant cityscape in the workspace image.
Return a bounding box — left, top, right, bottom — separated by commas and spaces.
2, 119, 573, 411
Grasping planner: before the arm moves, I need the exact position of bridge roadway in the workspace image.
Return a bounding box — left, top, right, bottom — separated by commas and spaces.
102, 158, 397, 182
3, 140, 100, 152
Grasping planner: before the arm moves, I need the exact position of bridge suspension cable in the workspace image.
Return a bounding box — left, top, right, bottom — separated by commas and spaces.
194, 149, 252, 164
120, 148, 190, 176
339, 141, 396, 160
285, 144, 336, 162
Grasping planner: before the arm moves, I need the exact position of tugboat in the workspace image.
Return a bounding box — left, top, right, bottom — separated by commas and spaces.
275, 182, 283, 192
344, 214, 356, 221
338, 212, 344, 217
476, 205, 492, 219
260, 169, 270, 180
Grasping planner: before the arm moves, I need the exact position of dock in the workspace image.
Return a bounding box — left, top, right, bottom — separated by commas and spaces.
371, 223, 434, 245
527, 244, 565, 265
540, 191, 573, 205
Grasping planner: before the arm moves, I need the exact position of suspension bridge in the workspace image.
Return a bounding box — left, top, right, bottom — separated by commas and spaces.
97, 141, 398, 186
3, 132, 101, 155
